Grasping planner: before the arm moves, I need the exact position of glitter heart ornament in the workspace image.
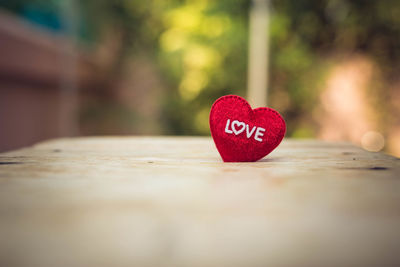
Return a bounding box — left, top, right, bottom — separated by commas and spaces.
209, 95, 286, 162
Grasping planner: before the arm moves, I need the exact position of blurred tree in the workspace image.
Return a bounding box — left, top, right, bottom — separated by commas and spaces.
1, 0, 400, 150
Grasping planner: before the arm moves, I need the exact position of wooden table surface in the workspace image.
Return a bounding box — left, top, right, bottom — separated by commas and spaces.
0, 137, 399, 267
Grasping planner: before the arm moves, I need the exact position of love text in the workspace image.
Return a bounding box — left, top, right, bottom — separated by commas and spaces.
224, 119, 265, 142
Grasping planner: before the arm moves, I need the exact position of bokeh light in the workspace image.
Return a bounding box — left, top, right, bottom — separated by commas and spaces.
0, 0, 399, 157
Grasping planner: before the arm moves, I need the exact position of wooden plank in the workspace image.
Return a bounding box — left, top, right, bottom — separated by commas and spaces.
0, 137, 399, 267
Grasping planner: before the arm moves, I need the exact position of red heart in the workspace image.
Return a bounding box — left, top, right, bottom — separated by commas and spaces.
209, 95, 286, 162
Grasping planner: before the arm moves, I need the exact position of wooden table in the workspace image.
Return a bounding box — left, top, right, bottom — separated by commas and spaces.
0, 137, 399, 267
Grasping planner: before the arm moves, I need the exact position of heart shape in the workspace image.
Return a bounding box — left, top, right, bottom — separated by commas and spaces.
231, 120, 245, 135
209, 95, 286, 162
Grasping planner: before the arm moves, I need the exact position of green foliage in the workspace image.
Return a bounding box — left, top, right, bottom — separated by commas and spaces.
2, 0, 400, 137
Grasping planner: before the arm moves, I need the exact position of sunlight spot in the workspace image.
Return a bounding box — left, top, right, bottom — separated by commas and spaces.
201, 15, 231, 37
166, 6, 201, 31
184, 45, 220, 69
160, 29, 187, 52
361, 131, 385, 152
179, 70, 208, 101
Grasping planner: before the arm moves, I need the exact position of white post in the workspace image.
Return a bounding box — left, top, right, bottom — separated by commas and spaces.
247, 0, 270, 107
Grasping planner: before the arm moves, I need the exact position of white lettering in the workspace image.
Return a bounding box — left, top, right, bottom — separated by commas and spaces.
224, 119, 266, 142
245, 125, 257, 138
225, 119, 233, 134
231, 120, 245, 135
254, 127, 266, 142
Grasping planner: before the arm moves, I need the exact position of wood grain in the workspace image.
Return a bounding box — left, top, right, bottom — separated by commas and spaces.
0, 137, 399, 267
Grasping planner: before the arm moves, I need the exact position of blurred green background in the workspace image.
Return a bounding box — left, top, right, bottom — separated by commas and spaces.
0, 0, 399, 156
